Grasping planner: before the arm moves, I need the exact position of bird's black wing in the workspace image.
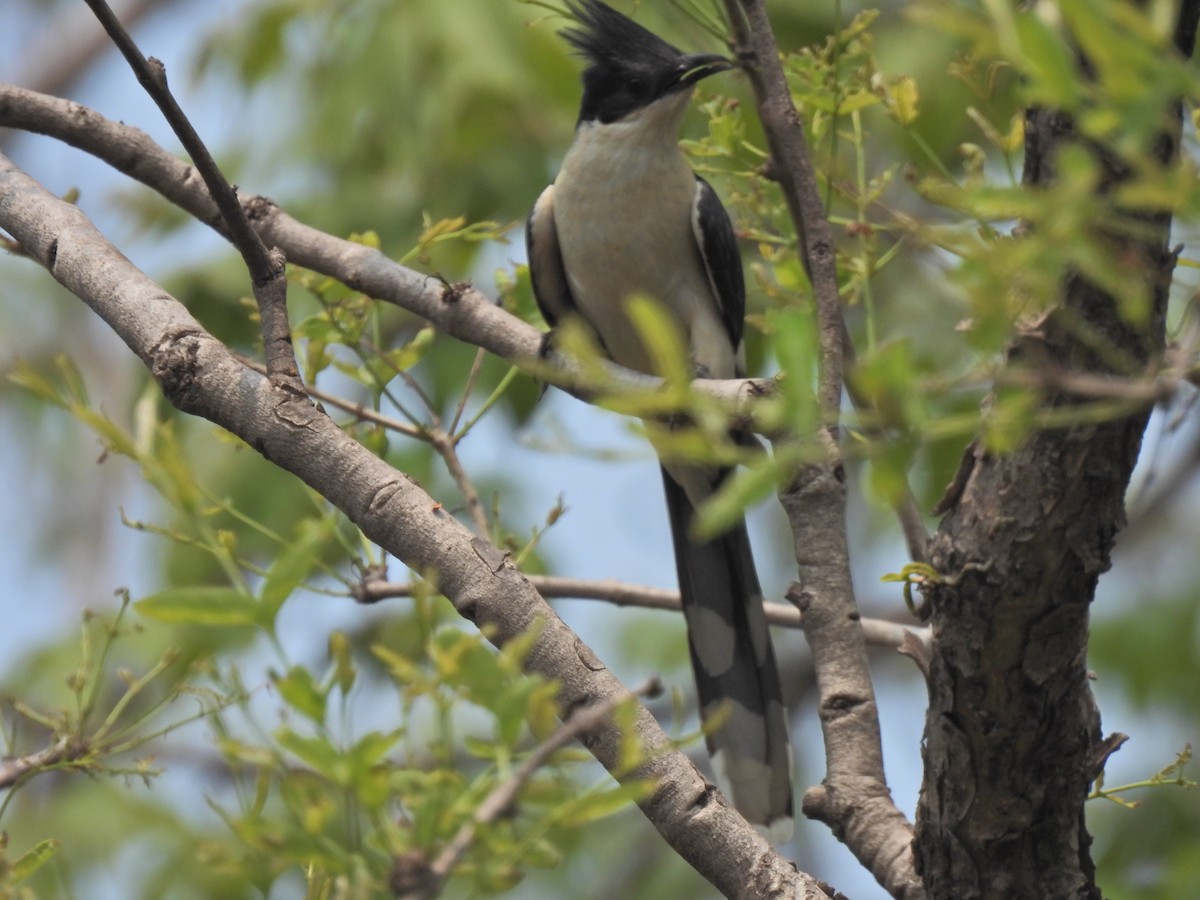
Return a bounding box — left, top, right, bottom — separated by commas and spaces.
690, 174, 746, 357
526, 185, 578, 330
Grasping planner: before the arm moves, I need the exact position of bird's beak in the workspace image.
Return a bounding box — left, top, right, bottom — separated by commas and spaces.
674, 52, 734, 89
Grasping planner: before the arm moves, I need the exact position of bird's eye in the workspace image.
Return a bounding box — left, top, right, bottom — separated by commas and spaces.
626, 76, 647, 95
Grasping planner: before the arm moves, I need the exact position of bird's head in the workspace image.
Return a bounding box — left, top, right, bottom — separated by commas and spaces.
562, 0, 733, 127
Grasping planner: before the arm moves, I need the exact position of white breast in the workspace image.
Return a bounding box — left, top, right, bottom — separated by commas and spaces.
551, 97, 736, 380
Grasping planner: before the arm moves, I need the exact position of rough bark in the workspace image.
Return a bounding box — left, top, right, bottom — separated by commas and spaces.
913, 5, 1200, 897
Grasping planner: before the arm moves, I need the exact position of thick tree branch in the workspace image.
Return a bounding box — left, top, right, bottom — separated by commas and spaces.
0, 84, 772, 415
0, 152, 833, 900
720, 5, 923, 897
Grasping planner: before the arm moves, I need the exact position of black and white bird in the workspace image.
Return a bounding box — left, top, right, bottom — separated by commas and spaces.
525, 0, 793, 840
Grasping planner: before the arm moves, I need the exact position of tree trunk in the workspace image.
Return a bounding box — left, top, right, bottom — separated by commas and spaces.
913, 5, 1200, 898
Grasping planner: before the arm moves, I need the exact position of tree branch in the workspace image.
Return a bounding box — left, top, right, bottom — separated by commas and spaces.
1, 0, 171, 100
82, 0, 301, 390
722, 1, 842, 419
0, 84, 772, 412
0, 737, 83, 789
719, 4, 924, 896
0, 151, 834, 900
2, 85, 1187, 425
357, 574, 931, 657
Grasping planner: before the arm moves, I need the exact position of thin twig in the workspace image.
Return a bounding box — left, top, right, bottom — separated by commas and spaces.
81, 0, 302, 390
0, 737, 83, 789
236, 354, 423, 439
1001, 360, 1200, 402
449, 347, 487, 437
427, 427, 492, 537
357, 575, 930, 655
402, 677, 663, 900
3, 0, 168, 99
365, 340, 492, 537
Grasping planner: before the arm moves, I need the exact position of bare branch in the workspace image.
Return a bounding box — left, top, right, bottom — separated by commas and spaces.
0, 737, 83, 789
2, 0, 170, 99
426, 425, 491, 537
358, 574, 930, 656
81, 0, 301, 390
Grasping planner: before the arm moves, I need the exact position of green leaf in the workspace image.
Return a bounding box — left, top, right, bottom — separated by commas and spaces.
371, 644, 427, 688
8, 839, 61, 883
525, 679, 561, 742
272, 666, 328, 724
556, 782, 654, 827
260, 516, 336, 621
495, 680, 539, 748
349, 729, 402, 771
981, 386, 1038, 454
216, 738, 276, 769
851, 339, 919, 430
328, 631, 357, 695
624, 294, 693, 389
693, 461, 781, 541
499, 616, 544, 671
1012, 12, 1084, 108
387, 325, 436, 371
276, 730, 346, 784
879, 76, 918, 124
135, 587, 260, 627
8, 361, 65, 406
837, 89, 882, 117
612, 702, 646, 778
866, 435, 919, 507
463, 736, 501, 759
521, 836, 563, 870
767, 307, 819, 431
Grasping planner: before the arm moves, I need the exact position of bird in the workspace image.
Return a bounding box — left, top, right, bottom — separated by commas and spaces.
525, 0, 793, 841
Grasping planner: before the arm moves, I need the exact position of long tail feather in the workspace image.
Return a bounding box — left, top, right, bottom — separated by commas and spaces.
661, 467, 794, 841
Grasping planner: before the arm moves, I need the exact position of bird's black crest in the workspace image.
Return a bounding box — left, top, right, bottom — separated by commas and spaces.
560, 1, 696, 124
561, 0, 683, 70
